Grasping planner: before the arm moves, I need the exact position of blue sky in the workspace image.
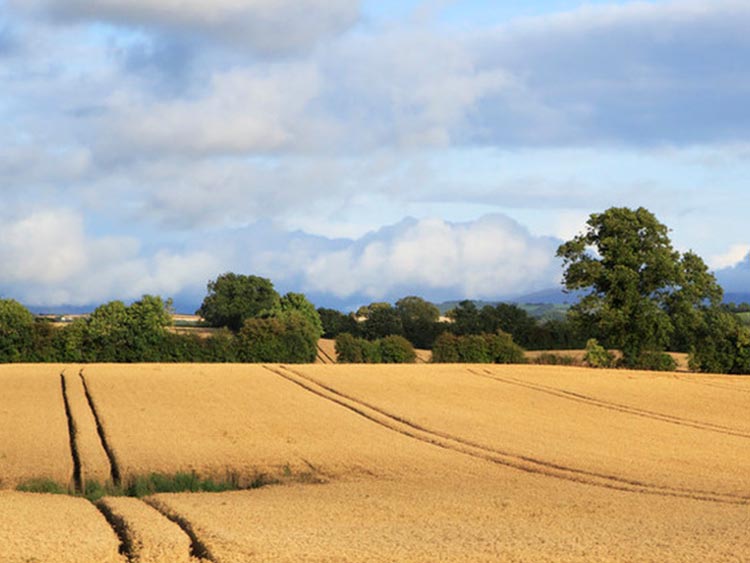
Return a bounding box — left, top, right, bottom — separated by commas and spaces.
1, 0, 750, 310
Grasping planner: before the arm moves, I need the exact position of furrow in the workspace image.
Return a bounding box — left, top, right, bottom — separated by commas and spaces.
80, 370, 122, 487
267, 365, 749, 505
97, 496, 196, 563
316, 343, 336, 364
142, 497, 216, 562
60, 372, 82, 494
93, 500, 135, 563
470, 368, 750, 439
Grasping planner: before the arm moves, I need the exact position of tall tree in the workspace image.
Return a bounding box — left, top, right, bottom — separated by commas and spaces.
557, 207, 715, 367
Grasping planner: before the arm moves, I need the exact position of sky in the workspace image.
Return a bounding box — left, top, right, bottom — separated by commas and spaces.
1, 0, 750, 311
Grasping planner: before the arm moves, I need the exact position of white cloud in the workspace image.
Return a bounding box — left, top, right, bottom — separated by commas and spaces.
0, 209, 221, 305
711, 244, 750, 270
302, 215, 561, 300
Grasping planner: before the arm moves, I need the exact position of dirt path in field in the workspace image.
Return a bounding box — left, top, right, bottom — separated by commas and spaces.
267, 365, 750, 505
468, 368, 750, 439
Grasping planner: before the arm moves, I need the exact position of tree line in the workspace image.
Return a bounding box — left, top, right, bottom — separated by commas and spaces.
0, 206, 747, 371
0, 274, 325, 363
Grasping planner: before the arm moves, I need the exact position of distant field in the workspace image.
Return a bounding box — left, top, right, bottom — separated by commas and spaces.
2, 363, 749, 562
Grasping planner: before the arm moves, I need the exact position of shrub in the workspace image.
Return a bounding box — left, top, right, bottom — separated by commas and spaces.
238, 311, 318, 363
458, 335, 491, 363
431, 332, 460, 362
533, 353, 577, 366
635, 351, 677, 372
335, 333, 364, 363
378, 335, 416, 363
583, 338, 614, 368
484, 331, 526, 364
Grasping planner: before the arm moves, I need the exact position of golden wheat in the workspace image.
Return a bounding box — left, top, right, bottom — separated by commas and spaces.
97, 496, 194, 563
0, 366, 73, 488
0, 491, 124, 563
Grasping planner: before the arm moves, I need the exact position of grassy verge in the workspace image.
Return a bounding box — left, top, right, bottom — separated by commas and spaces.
16, 464, 325, 501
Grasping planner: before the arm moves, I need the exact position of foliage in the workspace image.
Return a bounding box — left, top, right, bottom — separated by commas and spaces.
447, 300, 483, 336
279, 292, 324, 340
238, 310, 318, 363
334, 333, 415, 363
532, 353, 578, 366
635, 351, 677, 372
484, 331, 526, 364
557, 207, 722, 367
431, 332, 460, 363
318, 307, 360, 338
0, 299, 35, 362
689, 309, 750, 374
583, 339, 614, 369
396, 296, 443, 349
432, 331, 525, 364
360, 303, 404, 340
197, 273, 280, 331
378, 335, 417, 363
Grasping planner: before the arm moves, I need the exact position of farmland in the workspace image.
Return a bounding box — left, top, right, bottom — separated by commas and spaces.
1, 363, 749, 562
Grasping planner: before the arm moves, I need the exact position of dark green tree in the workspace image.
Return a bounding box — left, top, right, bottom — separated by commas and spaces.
558, 207, 691, 367
197, 273, 280, 331
318, 308, 361, 338
396, 296, 442, 349
278, 292, 323, 340
447, 300, 483, 336
360, 303, 403, 340
0, 299, 35, 362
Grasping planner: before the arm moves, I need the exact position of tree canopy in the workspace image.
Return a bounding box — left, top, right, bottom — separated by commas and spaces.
557, 207, 723, 367
197, 273, 280, 331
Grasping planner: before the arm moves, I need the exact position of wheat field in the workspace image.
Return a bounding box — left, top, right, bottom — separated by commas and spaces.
1, 362, 749, 562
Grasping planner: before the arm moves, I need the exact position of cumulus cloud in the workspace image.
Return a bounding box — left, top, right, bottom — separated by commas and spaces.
301, 215, 561, 301
710, 244, 750, 270
12, 0, 360, 54
715, 251, 750, 296
0, 209, 220, 306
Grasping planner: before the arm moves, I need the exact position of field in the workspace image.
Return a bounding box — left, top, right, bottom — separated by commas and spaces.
1, 363, 749, 562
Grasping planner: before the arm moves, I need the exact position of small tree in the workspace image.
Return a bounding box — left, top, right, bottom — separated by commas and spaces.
197, 273, 280, 331
378, 335, 416, 363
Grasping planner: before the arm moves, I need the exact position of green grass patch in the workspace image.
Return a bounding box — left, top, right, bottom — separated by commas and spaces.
15, 467, 320, 501
16, 478, 69, 495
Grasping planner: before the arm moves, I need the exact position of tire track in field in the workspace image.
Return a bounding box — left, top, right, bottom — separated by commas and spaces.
143, 497, 216, 562
316, 343, 336, 364
79, 370, 122, 487
59, 372, 83, 494
265, 365, 750, 505
469, 368, 750, 439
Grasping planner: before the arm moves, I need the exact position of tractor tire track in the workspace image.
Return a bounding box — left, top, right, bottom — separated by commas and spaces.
265, 365, 750, 505
316, 343, 336, 364
469, 368, 750, 440
60, 372, 83, 494
143, 497, 216, 562
79, 370, 122, 487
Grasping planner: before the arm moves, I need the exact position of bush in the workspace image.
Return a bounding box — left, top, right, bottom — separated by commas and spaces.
432, 331, 525, 364
431, 332, 460, 362
484, 331, 526, 364
336, 333, 415, 363
378, 335, 416, 363
583, 339, 614, 368
635, 351, 677, 372
532, 353, 577, 366
238, 311, 318, 363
